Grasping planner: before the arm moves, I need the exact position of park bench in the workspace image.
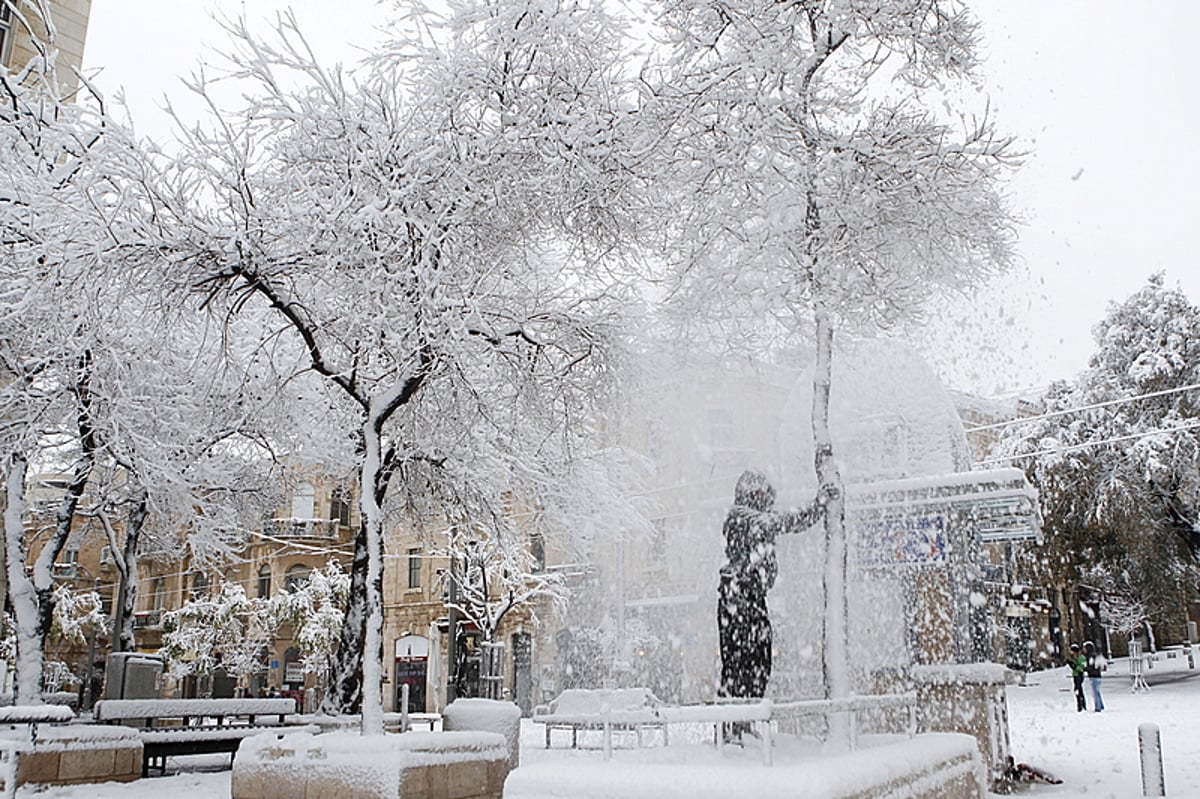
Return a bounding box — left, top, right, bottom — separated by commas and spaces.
91, 697, 313, 776
532, 688, 665, 750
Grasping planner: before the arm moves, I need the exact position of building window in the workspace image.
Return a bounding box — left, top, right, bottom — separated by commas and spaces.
55, 548, 79, 577
650, 520, 667, 558
330, 486, 352, 527
257, 564, 272, 599
190, 571, 209, 600
0, 5, 12, 67
291, 482, 315, 520
708, 408, 734, 450
407, 548, 421, 589
530, 532, 545, 573
150, 577, 165, 610
285, 565, 311, 593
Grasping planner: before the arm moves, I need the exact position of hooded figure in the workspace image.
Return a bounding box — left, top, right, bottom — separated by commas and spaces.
718, 470, 827, 704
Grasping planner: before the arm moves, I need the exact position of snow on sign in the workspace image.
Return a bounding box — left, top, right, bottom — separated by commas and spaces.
858, 515, 947, 566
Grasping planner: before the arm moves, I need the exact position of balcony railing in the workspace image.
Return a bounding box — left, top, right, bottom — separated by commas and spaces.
265, 518, 344, 540
133, 610, 162, 629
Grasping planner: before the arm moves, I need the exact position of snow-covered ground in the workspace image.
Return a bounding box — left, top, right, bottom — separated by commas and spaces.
1004, 646, 1200, 797
19, 649, 1200, 798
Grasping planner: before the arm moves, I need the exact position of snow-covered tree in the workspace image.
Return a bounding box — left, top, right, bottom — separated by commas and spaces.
998, 274, 1200, 635
82, 307, 287, 654
146, 0, 648, 731
1, 0, 275, 696
161, 560, 350, 686
270, 559, 350, 681
0, 0, 140, 701
650, 0, 1018, 709
440, 525, 566, 698
49, 583, 109, 646
160, 581, 274, 681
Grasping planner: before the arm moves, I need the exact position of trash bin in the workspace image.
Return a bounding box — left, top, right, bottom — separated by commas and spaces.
103, 652, 164, 700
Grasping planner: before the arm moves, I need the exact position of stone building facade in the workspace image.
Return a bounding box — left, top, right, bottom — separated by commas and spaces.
1, 0, 92, 96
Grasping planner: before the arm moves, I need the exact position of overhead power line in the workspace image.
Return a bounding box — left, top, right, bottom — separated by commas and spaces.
977, 420, 1200, 466
964, 382, 1200, 434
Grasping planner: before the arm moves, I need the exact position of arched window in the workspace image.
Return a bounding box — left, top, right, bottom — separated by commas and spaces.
285, 565, 311, 593
257, 565, 272, 599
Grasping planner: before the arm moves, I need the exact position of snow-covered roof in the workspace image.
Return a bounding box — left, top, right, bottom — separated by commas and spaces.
847, 466, 1042, 543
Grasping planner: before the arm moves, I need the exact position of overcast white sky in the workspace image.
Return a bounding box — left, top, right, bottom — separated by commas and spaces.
80, 1, 1200, 398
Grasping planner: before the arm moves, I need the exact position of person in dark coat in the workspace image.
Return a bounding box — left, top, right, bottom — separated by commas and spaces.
1083, 641, 1105, 712
717, 470, 829, 721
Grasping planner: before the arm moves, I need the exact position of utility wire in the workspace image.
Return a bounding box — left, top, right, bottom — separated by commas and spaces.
977, 420, 1200, 466
963, 382, 1200, 434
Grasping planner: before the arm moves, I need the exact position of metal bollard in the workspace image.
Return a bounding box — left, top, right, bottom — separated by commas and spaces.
1138, 723, 1166, 797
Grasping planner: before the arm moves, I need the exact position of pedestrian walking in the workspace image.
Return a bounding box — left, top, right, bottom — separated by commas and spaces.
1083, 641, 1104, 712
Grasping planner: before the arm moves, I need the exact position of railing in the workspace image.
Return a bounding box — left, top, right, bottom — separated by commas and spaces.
133, 611, 161, 629
265, 519, 344, 539
585, 693, 917, 766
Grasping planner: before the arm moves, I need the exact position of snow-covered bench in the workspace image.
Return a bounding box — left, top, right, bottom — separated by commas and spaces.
532, 688, 665, 750
92, 697, 313, 776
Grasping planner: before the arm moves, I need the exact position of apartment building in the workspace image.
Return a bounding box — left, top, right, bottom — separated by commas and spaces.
1, 0, 91, 96
32, 468, 544, 715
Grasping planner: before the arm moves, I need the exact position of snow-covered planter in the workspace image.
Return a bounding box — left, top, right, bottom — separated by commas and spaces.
442, 699, 522, 771
231, 729, 509, 799
912, 664, 1014, 789
15, 724, 142, 787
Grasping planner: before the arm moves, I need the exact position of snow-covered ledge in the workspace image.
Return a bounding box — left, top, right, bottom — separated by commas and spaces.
15, 724, 142, 787
231, 729, 509, 799
443, 699, 522, 771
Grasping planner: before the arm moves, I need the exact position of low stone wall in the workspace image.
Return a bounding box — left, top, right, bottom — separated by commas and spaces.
232, 729, 509, 799
912, 663, 1013, 788
16, 725, 142, 787
855, 735, 984, 799
504, 732, 985, 799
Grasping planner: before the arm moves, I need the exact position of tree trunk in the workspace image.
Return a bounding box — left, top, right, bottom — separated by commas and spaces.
812, 306, 849, 743
359, 414, 387, 734
113, 489, 147, 652
4, 454, 42, 703
323, 520, 368, 715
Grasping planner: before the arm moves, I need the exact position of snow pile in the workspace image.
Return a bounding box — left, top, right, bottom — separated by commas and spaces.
238, 728, 506, 765
0, 705, 74, 724
233, 729, 508, 799
26, 723, 141, 753
92, 697, 295, 721
443, 698, 522, 767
